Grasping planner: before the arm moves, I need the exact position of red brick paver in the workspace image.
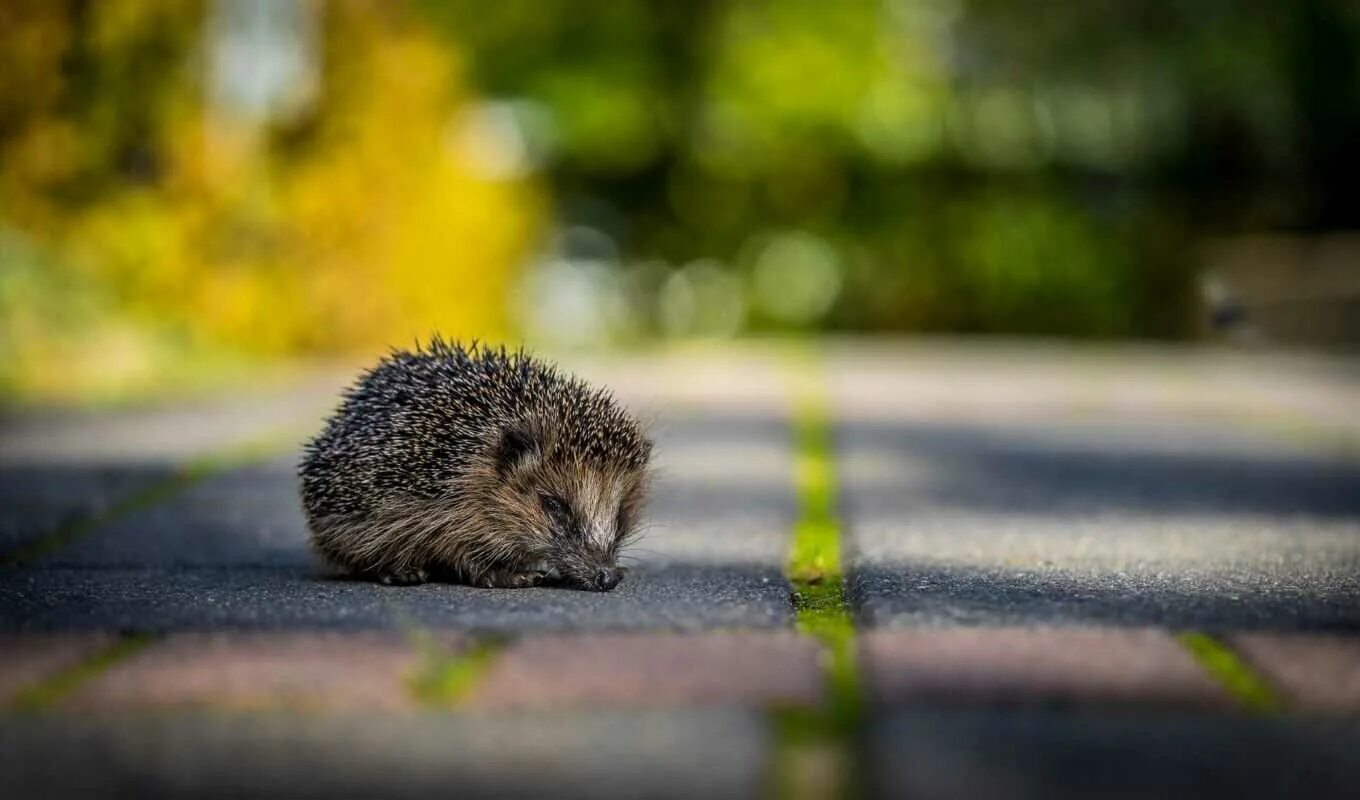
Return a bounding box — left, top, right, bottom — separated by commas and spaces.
464, 631, 823, 710
862, 627, 1230, 708
1229, 633, 1360, 713
62, 632, 459, 712
0, 633, 116, 705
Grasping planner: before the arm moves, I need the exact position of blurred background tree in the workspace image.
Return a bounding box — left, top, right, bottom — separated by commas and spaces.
0, 0, 538, 399
2, 0, 1357, 400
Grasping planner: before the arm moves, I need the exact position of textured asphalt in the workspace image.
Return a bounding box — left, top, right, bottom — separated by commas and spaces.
2, 344, 1359, 799
840, 414, 1360, 631
0, 408, 796, 633
0, 377, 337, 555
0, 564, 790, 633
0, 463, 175, 553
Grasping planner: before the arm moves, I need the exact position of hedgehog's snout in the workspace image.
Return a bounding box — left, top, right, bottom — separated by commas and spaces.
591, 566, 623, 592
556, 562, 623, 592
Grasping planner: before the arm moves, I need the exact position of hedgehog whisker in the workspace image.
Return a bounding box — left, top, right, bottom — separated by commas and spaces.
617, 547, 670, 561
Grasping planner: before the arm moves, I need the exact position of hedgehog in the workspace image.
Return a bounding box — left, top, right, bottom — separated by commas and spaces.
298, 338, 652, 591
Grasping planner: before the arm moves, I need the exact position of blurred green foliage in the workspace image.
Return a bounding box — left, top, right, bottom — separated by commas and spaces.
0, 0, 537, 400
3, 0, 1358, 398
424, 0, 1357, 340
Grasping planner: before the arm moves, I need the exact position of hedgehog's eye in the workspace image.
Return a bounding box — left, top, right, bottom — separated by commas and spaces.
540, 494, 571, 527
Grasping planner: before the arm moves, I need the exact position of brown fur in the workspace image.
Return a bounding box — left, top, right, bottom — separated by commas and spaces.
299, 342, 652, 590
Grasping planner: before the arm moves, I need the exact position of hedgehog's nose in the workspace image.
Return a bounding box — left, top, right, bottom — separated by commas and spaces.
593, 567, 622, 592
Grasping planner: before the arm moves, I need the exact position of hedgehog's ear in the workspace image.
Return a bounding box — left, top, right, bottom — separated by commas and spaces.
496, 425, 541, 474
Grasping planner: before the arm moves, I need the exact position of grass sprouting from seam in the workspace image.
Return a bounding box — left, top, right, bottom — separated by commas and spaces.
1177, 632, 1281, 713
407, 633, 506, 708
771, 350, 862, 800
9, 633, 156, 712
0, 424, 309, 567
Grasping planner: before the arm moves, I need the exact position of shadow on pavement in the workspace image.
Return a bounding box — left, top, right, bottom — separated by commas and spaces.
840, 420, 1360, 519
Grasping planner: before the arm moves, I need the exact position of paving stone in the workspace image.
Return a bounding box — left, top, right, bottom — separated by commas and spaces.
0, 344, 1354, 799
839, 420, 1360, 521
0, 375, 340, 465
63, 632, 457, 712
840, 417, 1360, 629
848, 543, 1360, 632
0, 372, 337, 560
642, 411, 794, 567
0, 464, 176, 556
868, 709, 1360, 800
832, 345, 1360, 632
41, 454, 311, 568
465, 631, 822, 710
1228, 633, 1360, 713
0, 710, 771, 799
824, 341, 1360, 437
6, 404, 795, 633
0, 632, 115, 705
0, 375, 336, 558
861, 628, 1227, 709
571, 345, 794, 420
0, 564, 792, 633
31, 410, 792, 572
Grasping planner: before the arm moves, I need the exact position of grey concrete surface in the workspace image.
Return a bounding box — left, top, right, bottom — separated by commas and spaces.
835, 352, 1360, 630
0, 564, 790, 633
36, 455, 311, 568
33, 412, 795, 570
0, 464, 175, 554
0, 376, 337, 557
841, 419, 1360, 630
4, 405, 795, 633
639, 411, 795, 567
0, 375, 339, 465
849, 561, 1360, 631
4, 343, 1359, 800
0, 710, 771, 800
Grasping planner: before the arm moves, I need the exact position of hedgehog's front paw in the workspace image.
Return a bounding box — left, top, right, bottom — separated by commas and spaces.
377, 567, 428, 586
526, 561, 563, 584
480, 567, 551, 589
